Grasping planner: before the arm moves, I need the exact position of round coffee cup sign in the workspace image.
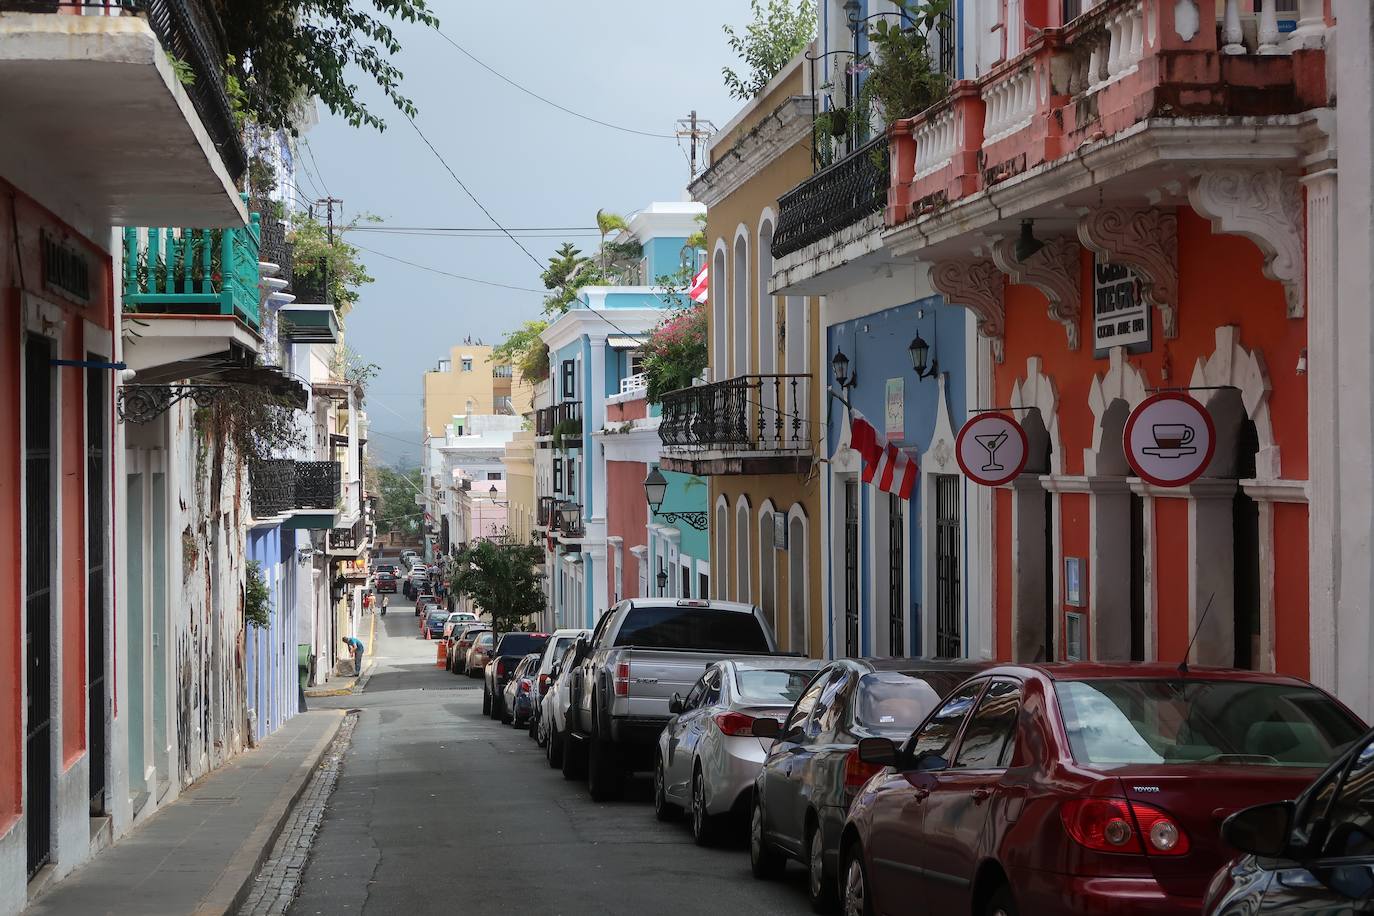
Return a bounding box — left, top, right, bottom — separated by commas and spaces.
1124, 392, 1216, 487
956, 413, 1028, 487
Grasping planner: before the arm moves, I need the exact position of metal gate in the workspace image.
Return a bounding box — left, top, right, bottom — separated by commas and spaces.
25, 335, 53, 877
844, 479, 859, 658
887, 494, 904, 656
87, 357, 108, 814
934, 475, 962, 658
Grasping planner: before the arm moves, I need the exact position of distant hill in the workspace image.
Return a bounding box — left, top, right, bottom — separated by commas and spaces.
364, 422, 425, 470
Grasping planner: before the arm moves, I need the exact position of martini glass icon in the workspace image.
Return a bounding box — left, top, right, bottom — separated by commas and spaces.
975, 430, 1009, 473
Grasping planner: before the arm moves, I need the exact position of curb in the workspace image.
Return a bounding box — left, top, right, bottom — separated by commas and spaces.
194, 710, 347, 916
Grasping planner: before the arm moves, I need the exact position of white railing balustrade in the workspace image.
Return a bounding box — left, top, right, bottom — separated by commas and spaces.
619, 372, 647, 395
983, 66, 1037, 145
913, 105, 957, 181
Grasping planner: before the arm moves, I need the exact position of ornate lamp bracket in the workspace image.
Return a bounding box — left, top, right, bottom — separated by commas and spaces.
1077, 206, 1180, 338
653, 510, 709, 531
990, 235, 1083, 351
117, 384, 234, 424
929, 258, 1007, 363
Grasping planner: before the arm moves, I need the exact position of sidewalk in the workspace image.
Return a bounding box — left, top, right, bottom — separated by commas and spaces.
305, 611, 377, 698
26, 709, 347, 916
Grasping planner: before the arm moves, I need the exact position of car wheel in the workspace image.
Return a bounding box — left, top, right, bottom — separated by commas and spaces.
481, 687, 491, 717
547, 723, 564, 769
984, 884, 1018, 916
750, 794, 785, 879
807, 822, 837, 913
690, 766, 720, 845
841, 846, 873, 916
561, 734, 586, 781
653, 755, 678, 822
587, 737, 624, 801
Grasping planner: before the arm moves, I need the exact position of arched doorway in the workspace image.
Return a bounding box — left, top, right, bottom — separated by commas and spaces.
1205, 387, 1261, 669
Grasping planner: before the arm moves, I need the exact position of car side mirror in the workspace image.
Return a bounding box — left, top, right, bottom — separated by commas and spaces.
751, 718, 781, 739
1223, 800, 1295, 858
857, 736, 900, 767
669, 693, 684, 715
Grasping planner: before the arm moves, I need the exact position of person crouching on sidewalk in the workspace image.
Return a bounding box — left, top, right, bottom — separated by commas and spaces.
342, 636, 365, 676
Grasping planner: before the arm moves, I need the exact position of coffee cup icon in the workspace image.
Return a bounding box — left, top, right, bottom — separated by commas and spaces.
1144, 423, 1196, 457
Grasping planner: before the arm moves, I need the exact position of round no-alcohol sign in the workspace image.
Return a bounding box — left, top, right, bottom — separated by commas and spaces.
1124, 392, 1216, 487
956, 413, 1028, 487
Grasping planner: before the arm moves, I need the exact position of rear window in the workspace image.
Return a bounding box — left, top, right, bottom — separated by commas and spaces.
427, 610, 449, 623
736, 669, 817, 705
613, 606, 770, 651
855, 672, 944, 733
1056, 679, 1364, 768
476, 633, 494, 647
496, 634, 548, 656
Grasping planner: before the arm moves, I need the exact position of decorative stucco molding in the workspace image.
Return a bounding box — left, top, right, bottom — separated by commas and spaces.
1190, 324, 1280, 479
991, 235, 1083, 350
1188, 169, 1305, 318
929, 258, 1006, 362
1010, 356, 1064, 475
1085, 347, 1149, 474
688, 97, 812, 209
1077, 206, 1180, 338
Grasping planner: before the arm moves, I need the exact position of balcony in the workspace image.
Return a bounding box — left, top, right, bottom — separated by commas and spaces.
296, 461, 341, 510
122, 215, 262, 329
249, 459, 295, 519
772, 134, 889, 260
536, 401, 583, 448
658, 374, 814, 476
250, 459, 341, 528
328, 522, 363, 555
536, 495, 558, 529
0, 0, 247, 228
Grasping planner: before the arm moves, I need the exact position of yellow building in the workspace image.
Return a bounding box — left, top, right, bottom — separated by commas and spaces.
422, 343, 532, 437
661, 48, 825, 656
501, 430, 536, 543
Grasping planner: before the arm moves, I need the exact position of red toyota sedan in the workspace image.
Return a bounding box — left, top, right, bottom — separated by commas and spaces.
839, 664, 1365, 916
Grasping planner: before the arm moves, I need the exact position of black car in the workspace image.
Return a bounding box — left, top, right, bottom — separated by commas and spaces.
750, 658, 987, 911
483, 632, 549, 722
1206, 724, 1374, 914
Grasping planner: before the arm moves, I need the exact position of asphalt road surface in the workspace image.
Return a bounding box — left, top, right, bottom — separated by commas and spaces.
289, 588, 808, 916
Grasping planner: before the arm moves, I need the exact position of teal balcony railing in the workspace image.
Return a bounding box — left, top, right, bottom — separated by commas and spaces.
122, 207, 261, 330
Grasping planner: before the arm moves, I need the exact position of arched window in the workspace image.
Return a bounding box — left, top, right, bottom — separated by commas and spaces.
732, 230, 749, 377
736, 496, 751, 604
759, 503, 777, 637
784, 296, 807, 375
711, 244, 728, 381
714, 496, 730, 600
757, 217, 776, 377
788, 507, 808, 654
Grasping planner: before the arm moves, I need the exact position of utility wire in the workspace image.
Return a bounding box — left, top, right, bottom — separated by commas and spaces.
300, 137, 333, 198
404, 115, 545, 270
435, 30, 677, 140
352, 243, 547, 293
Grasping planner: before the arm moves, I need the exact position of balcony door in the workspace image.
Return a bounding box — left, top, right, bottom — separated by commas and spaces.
934, 475, 962, 658
844, 479, 859, 658
25, 335, 55, 878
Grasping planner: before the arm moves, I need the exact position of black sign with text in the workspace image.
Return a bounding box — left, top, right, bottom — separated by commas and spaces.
1093, 257, 1149, 357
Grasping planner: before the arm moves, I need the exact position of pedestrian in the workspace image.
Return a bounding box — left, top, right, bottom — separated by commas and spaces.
381, 595, 389, 616
342, 635, 365, 676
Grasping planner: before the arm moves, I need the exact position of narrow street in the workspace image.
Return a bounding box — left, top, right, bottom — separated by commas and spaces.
290, 593, 805, 916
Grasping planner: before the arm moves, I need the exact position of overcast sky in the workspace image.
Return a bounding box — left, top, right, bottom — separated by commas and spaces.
307, 0, 751, 465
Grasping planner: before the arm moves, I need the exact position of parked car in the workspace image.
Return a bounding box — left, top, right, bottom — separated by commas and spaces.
422, 608, 450, 640
404, 569, 428, 600
544, 640, 586, 770
655, 657, 828, 845
375, 563, 400, 578
836, 663, 1365, 916
502, 654, 542, 729
465, 631, 496, 678
484, 632, 550, 720
448, 625, 490, 674
531, 629, 589, 746
563, 599, 779, 801
749, 658, 986, 907
442, 612, 481, 641
1203, 723, 1374, 914
375, 572, 397, 594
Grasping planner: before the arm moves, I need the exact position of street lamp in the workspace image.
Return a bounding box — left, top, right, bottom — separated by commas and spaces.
642, 467, 708, 530
832, 348, 853, 389
909, 332, 938, 380
656, 562, 669, 596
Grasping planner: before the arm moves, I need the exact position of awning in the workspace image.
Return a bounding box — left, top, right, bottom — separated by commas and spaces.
607, 335, 646, 350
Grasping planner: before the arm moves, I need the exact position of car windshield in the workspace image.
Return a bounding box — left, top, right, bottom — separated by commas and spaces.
496, 634, 547, 656
736, 669, 817, 705
854, 672, 946, 733
1056, 678, 1364, 768
613, 607, 770, 651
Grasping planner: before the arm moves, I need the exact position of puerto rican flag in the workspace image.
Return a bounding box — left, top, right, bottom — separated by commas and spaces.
688, 263, 709, 303
849, 410, 918, 499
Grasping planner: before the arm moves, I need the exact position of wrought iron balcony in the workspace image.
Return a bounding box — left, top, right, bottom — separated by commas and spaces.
295, 461, 341, 510
328, 523, 359, 552
536, 495, 558, 528
249, 459, 295, 518
772, 134, 889, 259
292, 258, 329, 305
122, 208, 262, 329
659, 374, 813, 475
535, 406, 555, 437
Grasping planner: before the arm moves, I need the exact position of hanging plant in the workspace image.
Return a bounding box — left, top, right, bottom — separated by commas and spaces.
861, 0, 953, 125
642, 304, 708, 404
245, 559, 270, 628
551, 418, 582, 452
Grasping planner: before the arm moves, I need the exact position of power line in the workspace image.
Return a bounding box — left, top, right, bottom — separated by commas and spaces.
348, 228, 600, 240
435, 30, 677, 139
300, 137, 333, 198
352, 243, 547, 293
404, 115, 545, 270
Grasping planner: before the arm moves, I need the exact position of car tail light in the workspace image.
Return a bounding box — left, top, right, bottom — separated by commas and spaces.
1061, 798, 1189, 856
519, 680, 531, 694
844, 749, 884, 791
614, 661, 631, 697
539, 673, 551, 695
496, 659, 507, 678
713, 711, 757, 736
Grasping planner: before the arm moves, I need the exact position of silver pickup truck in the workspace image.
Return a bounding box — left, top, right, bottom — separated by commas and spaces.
561, 598, 780, 800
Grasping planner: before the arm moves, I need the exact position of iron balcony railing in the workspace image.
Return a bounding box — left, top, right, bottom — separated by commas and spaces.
250, 459, 295, 518
1, 0, 247, 180
252, 199, 291, 287
329, 522, 360, 552
535, 406, 555, 437
295, 461, 341, 510
293, 257, 329, 304
122, 201, 262, 329
537, 495, 558, 528
659, 374, 813, 455
772, 134, 890, 259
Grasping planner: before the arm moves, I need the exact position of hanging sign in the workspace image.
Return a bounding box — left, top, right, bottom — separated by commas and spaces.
955, 413, 1028, 487
1123, 392, 1216, 487
884, 378, 904, 442
1093, 258, 1150, 357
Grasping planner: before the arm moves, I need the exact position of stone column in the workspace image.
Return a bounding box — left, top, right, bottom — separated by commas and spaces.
1087, 478, 1134, 661
1187, 480, 1238, 666
1008, 476, 1049, 662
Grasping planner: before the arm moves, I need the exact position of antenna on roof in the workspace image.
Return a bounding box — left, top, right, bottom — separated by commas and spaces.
1178, 592, 1216, 676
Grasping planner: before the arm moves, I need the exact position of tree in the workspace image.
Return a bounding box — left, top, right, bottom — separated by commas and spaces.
861, 0, 952, 124
492, 320, 551, 381
376, 466, 422, 537
449, 538, 546, 634
721, 0, 817, 101
291, 212, 376, 314
642, 304, 708, 403
541, 242, 600, 316
222, 0, 440, 134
